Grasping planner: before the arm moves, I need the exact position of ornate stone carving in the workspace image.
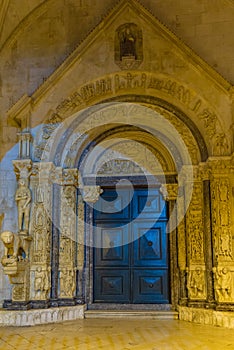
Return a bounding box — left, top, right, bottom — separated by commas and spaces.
160, 184, 178, 201
213, 267, 232, 302
219, 228, 232, 258
1, 231, 31, 262
210, 173, 232, 262
186, 181, 205, 264
187, 267, 206, 300
59, 268, 76, 298
62, 169, 78, 186
213, 133, 229, 156
34, 266, 51, 300
13, 159, 32, 181
81, 186, 103, 203
115, 23, 143, 70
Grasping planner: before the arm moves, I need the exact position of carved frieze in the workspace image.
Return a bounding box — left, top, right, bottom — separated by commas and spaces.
31, 74, 229, 163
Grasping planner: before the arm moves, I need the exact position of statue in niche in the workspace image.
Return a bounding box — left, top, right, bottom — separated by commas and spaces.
218, 180, 229, 202
187, 268, 205, 299
219, 203, 229, 226
220, 228, 232, 257
115, 23, 143, 70
15, 178, 31, 233
213, 133, 228, 156
60, 268, 75, 298
213, 267, 232, 301
34, 266, 50, 300
120, 26, 136, 58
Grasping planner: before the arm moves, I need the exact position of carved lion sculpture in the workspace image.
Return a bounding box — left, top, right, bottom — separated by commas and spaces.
0, 231, 30, 259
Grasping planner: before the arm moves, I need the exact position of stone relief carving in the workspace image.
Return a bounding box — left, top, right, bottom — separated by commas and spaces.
187, 267, 206, 300
213, 133, 229, 156
187, 182, 205, 264
59, 268, 76, 298
160, 184, 178, 201
213, 267, 232, 302
34, 266, 51, 300
31, 203, 50, 264
210, 174, 232, 262
32, 73, 227, 163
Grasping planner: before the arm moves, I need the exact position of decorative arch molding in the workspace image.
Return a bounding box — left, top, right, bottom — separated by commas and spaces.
24, 71, 231, 162
33, 96, 205, 168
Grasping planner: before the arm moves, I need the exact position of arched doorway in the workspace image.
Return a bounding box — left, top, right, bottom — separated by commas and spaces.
73, 110, 195, 308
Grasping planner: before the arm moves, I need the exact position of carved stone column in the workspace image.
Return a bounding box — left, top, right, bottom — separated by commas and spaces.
183, 166, 207, 307
208, 156, 234, 310
29, 162, 54, 308
58, 169, 78, 306
80, 185, 103, 304
160, 183, 180, 308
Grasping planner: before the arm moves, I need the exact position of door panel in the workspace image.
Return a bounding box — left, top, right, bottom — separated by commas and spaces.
132, 189, 167, 220
132, 269, 169, 303
132, 221, 167, 267
93, 187, 169, 304
93, 189, 131, 220
94, 224, 130, 266
95, 269, 130, 303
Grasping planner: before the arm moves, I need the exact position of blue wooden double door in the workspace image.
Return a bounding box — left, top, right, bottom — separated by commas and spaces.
93, 187, 169, 304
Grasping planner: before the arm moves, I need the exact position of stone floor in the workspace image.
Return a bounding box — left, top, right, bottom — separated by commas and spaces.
0, 319, 234, 350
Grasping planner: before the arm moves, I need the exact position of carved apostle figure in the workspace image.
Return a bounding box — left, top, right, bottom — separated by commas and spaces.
34, 267, 50, 300
15, 179, 31, 233
214, 267, 231, 301
60, 268, 75, 298
187, 268, 205, 299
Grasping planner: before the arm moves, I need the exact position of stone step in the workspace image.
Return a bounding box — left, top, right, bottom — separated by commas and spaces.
85, 310, 178, 320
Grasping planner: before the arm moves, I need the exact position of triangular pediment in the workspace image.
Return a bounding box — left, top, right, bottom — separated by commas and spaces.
7, 0, 230, 128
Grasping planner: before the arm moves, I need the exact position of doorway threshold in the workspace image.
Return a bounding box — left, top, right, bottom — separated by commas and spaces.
87, 303, 172, 311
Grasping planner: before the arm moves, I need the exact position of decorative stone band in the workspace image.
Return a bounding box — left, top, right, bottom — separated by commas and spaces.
178, 306, 234, 329
81, 185, 103, 203
160, 184, 178, 201
0, 305, 85, 327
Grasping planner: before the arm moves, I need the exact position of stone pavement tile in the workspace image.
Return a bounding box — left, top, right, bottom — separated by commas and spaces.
0, 319, 234, 350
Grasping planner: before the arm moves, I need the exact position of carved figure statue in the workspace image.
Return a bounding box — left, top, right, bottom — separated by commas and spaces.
34, 267, 51, 299
15, 179, 31, 232
60, 268, 75, 298
120, 27, 136, 58
0, 231, 30, 260
213, 267, 232, 301
187, 268, 205, 299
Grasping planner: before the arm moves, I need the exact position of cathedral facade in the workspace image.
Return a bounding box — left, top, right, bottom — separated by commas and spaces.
0, 0, 233, 327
